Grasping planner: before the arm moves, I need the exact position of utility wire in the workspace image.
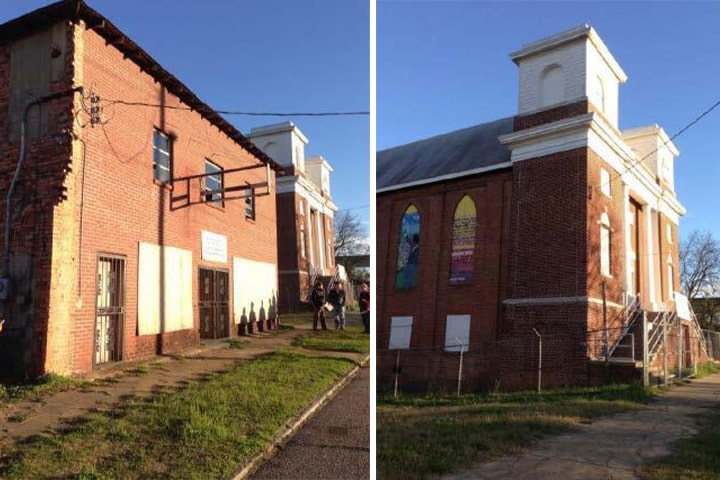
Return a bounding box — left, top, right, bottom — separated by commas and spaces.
104, 99, 369, 117
597, 97, 720, 194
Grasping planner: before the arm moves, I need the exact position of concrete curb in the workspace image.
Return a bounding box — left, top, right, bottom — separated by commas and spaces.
230, 353, 371, 480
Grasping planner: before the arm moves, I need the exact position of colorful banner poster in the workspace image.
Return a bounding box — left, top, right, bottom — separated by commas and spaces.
450, 196, 476, 283
396, 205, 420, 289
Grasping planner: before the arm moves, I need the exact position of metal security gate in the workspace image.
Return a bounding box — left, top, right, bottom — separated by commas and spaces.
95, 255, 125, 365
199, 268, 229, 339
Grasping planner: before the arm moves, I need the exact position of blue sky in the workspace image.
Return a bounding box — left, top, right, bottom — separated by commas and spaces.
378, 0, 720, 241
2, 0, 369, 232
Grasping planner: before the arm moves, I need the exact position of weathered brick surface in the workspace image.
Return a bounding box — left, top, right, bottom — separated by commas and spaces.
0, 21, 279, 376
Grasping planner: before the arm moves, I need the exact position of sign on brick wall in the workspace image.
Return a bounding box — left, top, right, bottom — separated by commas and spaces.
201, 230, 227, 263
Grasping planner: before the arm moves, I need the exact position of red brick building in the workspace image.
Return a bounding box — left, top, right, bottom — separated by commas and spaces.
248, 122, 338, 313
0, 0, 281, 378
377, 25, 708, 392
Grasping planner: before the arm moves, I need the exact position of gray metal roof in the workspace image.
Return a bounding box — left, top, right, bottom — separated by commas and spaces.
377, 117, 514, 191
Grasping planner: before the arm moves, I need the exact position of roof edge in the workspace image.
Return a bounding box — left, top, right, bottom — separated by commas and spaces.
0, 0, 281, 171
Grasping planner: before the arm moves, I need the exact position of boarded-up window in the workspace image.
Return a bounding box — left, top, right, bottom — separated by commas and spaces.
395, 205, 420, 289
389, 316, 413, 349
232, 257, 278, 325
450, 195, 476, 283
445, 315, 470, 352
137, 243, 193, 335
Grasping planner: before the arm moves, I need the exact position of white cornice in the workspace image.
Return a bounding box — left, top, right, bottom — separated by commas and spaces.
510, 24, 627, 82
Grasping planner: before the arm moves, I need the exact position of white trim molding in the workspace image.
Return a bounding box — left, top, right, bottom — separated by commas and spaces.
503, 295, 624, 310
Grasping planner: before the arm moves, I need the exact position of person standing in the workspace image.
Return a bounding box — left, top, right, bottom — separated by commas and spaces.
310, 281, 328, 331
328, 282, 347, 330
359, 283, 370, 334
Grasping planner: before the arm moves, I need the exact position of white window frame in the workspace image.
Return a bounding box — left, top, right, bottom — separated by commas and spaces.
600, 212, 611, 277
600, 168, 611, 197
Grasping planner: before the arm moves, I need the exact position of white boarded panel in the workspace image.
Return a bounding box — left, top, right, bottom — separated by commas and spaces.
138, 243, 193, 335
445, 315, 470, 352
165, 247, 193, 331
233, 257, 278, 324
389, 316, 412, 350
138, 243, 160, 335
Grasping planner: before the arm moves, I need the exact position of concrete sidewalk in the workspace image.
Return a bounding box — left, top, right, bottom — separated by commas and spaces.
443, 373, 720, 480
250, 363, 370, 480
0, 320, 367, 446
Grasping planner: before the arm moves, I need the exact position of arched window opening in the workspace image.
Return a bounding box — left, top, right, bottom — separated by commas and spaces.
450, 195, 477, 283
396, 205, 420, 289
539, 65, 565, 108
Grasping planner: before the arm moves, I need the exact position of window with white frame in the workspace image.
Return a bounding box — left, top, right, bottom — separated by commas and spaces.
300, 226, 307, 259
600, 212, 611, 276
667, 257, 675, 296
667, 224, 673, 244
600, 168, 611, 197
203, 160, 223, 206
153, 130, 172, 183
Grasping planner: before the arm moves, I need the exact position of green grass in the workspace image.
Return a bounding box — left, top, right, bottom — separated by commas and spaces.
278, 312, 313, 325
0, 351, 354, 480
637, 409, 720, 480
377, 383, 653, 480
692, 362, 719, 379
227, 339, 248, 349
0, 374, 91, 410
292, 325, 370, 353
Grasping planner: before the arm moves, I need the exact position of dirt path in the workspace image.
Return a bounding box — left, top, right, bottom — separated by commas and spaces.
443, 373, 720, 480
0, 322, 365, 444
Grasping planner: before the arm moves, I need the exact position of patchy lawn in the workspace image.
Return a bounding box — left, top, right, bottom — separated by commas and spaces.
0, 374, 92, 413
637, 409, 720, 480
293, 325, 370, 353
0, 351, 354, 480
377, 383, 654, 480
637, 363, 720, 480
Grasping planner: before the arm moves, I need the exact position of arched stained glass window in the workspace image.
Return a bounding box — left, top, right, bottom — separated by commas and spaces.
450, 196, 476, 283
396, 205, 420, 289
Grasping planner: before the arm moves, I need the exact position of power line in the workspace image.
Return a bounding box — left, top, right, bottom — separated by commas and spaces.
598, 97, 720, 193
104, 99, 369, 117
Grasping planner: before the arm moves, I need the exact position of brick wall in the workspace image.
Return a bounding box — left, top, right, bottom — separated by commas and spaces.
61, 24, 279, 374
0, 21, 279, 376
0, 21, 78, 377
376, 170, 512, 351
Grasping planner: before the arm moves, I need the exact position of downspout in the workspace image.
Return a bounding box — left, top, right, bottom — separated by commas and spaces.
3, 87, 83, 282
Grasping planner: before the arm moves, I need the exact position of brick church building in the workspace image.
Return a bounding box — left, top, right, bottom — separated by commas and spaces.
377, 25, 708, 392
248, 122, 338, 313
0, 1, 282, 378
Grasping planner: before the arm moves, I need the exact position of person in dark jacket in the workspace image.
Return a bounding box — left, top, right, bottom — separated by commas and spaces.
310, 281, 328, 331
359, 282, 370, 334
327, 282, 347, 330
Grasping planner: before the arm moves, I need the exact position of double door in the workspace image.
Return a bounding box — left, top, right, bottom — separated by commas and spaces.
199, 268, 229, 339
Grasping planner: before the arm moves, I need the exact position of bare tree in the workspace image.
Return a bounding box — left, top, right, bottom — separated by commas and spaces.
680, 230, 720, 300
334, 210, 369, 282
334, 210, 367, 257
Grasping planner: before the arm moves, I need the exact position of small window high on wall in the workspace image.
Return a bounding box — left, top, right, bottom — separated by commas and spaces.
450, 195, 476, 283
396, 205, 420, 289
